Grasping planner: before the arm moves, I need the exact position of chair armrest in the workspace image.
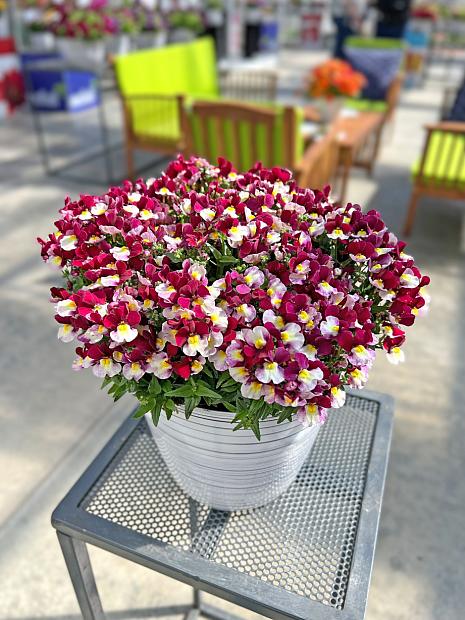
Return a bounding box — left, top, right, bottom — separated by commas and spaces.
424, 121, 465, 134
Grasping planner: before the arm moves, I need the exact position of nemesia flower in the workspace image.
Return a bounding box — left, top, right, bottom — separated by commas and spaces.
38, 155, 429, 436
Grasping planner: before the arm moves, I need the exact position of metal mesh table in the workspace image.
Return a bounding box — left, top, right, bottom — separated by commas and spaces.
52, 390, 393, 620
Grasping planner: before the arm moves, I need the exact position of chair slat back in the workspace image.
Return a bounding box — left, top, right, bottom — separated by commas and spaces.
182, 100, 296, 171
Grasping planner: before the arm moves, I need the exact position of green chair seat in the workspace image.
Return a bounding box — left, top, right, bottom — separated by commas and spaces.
344, 99, 388, 113
346, 36, 406, 50
412, 130, 465, 186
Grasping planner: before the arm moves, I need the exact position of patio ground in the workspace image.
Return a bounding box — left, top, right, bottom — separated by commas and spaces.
0, 52, 464, 620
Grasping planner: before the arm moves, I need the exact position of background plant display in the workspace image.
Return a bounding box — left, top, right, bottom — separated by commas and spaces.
309, 58, 367, 100
39, 157, 429, 438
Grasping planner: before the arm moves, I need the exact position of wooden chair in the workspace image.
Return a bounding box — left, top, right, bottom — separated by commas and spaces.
403, 122, 465, 236
119, 94, 186, 180
295, 133, 338, 191
180, 99, 338, 190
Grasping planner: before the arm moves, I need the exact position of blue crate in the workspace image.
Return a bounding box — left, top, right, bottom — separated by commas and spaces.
21, 52, 100, 112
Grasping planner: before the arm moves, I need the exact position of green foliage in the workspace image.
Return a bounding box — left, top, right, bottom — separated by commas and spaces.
101, 361, 298, 440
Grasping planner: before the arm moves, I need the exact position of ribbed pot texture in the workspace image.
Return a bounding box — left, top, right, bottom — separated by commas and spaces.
146, 406, 320, 511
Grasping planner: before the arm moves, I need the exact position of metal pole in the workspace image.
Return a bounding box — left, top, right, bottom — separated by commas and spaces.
57, 532, 105, 620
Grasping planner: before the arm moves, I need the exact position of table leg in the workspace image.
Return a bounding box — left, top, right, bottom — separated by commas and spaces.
57, 532, 105, 620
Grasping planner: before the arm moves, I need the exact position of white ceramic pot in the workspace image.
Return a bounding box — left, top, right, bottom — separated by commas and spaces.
146, 406, 320, 511
136, 31, 168, 49
56, 38, 106, 69
315, 97, 342, 124
169, 28, 196, 44
29, 31, 55, 51
106, 34, 132, 57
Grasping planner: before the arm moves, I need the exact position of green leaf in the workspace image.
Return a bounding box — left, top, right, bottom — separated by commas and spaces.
148, 377, 161, 395
101, 376, 112, 390
165, 384, 196, 398
194, 383, 223, 399
164, 399, 176, 418
133, 402, 153, 418
184, 396, 201, 418
217, 255, 238, 265
151, 400, 163, 426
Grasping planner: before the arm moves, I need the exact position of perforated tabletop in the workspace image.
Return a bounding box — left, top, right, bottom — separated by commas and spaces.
52, 390, 393, 620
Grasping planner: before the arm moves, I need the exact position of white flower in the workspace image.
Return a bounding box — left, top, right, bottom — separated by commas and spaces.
234, 303, 256, 323
123, 362, 144, 381
229, 366, 249, 384
139, 209, 155, 220
399, 268, 420, 289
92, 358, 121, 378
280, 323, 305, 350
255, 361, 285, 384
188, 263, 206, 281
128, 191, 141, 203
180, 198, 192, 215
100, 274, 120, 287
330, 386, 346, 408
110, 323, 138, 343
297, 367, 323, 392
263, 309, 285, 329
317, 281, 336, 297
199, 207, 216, 222
57, 323, 76, 343
155, 282, 176, 301
320, 316, 340, 338
208, 308, 228, 329
183, 334, 209, 357
110, 246, 131, 261
348, 345, 376, 366
241, 380, 263, 400
91, 202, 107, 216
386, 347, 405, 364
209, 349, 228, 371
227, 224, 249, 246
123, 203, 139, 216
243, 326, 269, 350
243, 266, 265, 288
60, 234, 78, 251
146, 353, 172, 379
55, 299, 76, 317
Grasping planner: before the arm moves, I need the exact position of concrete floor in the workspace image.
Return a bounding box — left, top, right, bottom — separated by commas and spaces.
1, 53, 465, 620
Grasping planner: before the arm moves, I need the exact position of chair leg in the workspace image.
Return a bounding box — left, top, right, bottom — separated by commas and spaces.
403, 189, 421, 236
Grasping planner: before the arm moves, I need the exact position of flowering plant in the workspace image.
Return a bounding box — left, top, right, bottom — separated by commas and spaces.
168, 10, 204, 34
309, 59, 366, 100
39, 157, 429, 438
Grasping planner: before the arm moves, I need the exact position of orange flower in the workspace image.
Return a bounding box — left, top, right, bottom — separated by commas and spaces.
309, 59, 366, 100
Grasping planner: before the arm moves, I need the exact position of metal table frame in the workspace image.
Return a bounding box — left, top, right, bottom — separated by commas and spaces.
52, 390, 394, 620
